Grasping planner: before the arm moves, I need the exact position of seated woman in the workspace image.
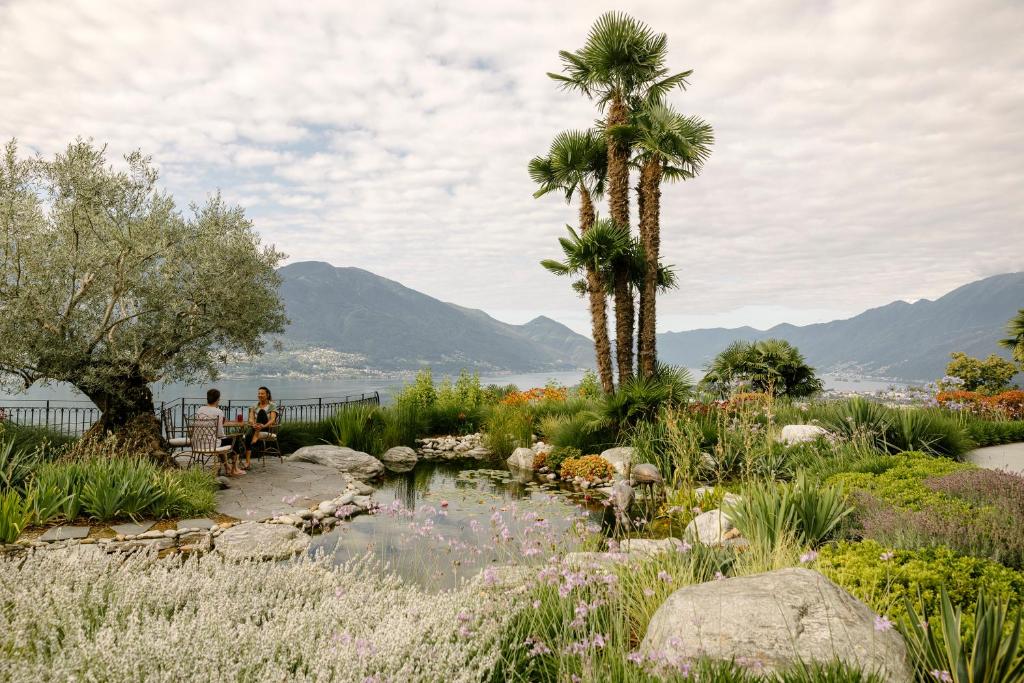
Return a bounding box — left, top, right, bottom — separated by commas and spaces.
197, 388, 245, 477
242, 386, 278, 469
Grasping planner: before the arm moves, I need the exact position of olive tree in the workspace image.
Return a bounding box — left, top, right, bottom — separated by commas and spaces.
0, 139, 286, 457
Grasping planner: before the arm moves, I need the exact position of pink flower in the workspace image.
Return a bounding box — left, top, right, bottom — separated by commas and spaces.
930, 671, 953, 682
879, 551, 895, 561
678, 540, 692, 553
440, 500, 449, 507
714, 571, 725, 581
643, 588, 656, 597
657, 570, 673, 583
874, 615, 894, 632
627, 651, 644, 664
532, 600, 541, 609
800, 550, 818, 564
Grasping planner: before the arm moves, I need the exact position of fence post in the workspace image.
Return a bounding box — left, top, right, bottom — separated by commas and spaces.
45, 400, 50, 429
318, 397, 323, 421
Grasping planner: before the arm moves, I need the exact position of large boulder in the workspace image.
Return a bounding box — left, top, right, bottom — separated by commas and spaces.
507, 447, 536, 470
620, 537, 684, 557
641, 568, 912, 682
684, 509, 734, 546
380, 446, 418, 473
286, 445, 384, 480
215, 522, 310, 561
600, 446, 634, 477
779, 424, 829, 446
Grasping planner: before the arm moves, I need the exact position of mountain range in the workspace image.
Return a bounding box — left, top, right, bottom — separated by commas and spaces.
657, 272, 1024, 381
262, 262, 1022, 383
272, 261, 593, 373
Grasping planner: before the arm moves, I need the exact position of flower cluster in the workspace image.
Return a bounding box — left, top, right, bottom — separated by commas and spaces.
559, 455, 616, 482
500, 387, 568, 406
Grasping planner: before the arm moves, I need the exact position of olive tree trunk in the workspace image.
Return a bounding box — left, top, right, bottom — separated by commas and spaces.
79, 372, 171, 465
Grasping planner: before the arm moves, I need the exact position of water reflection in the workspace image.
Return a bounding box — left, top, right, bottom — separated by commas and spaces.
308, 462, 605, 590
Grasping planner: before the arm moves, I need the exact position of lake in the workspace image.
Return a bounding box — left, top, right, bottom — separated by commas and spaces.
0, 368, 900, 407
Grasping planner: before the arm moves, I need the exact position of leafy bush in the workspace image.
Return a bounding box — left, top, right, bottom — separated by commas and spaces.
28, 456, 216, 524
597, 365, 693, 434
0, 437, 41, 494
482, 404, 532, 458
0, 489, 31, 543
887, 409, 972, 458
538, 412, 612, 454
817, 540, 1024, 638
964, 418, 1024, 447
0, 423, 74, 459
558, 455, 615, 482
828, 451, 973, 514
544, 446, 579, 475
900, 587, 1024, 683
728, 474, 852, 550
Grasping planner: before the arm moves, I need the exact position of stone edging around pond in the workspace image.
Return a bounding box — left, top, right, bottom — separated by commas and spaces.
1, 475, 379, 558
416, 433, 491, 460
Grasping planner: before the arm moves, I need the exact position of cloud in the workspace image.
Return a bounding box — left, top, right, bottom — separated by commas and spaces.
2, 0, 1022, 335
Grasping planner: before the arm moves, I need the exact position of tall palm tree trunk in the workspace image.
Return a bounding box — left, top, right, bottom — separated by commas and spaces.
635, 179, 647, 370
578, 190, 615, 394
607, 93, 634, 385
637, 158, 662, 378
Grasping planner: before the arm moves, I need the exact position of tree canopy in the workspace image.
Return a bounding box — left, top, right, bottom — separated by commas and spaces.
944, 352, 1018, 393
700, 339, 823, 398
0, 139, 286, 429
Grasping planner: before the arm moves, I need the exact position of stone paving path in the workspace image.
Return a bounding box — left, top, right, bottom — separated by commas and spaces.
215, 459, 356, 520
966, 442, 1024, 476
110, 521, 155, 536
38, 526, 90, 541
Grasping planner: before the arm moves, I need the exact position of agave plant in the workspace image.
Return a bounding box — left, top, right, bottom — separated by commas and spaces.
900, 587, 1024, 683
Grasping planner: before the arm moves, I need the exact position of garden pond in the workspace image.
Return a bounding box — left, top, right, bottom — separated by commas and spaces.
308, 461, 608, 590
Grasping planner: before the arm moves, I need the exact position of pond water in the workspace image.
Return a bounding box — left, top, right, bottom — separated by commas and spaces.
308, 461, 608, 590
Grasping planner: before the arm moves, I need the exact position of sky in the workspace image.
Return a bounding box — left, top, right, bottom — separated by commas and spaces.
2, 0, 1022, 337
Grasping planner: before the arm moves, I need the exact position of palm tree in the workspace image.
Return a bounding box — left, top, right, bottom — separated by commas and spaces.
1000, 309, 1024, 365
541, 219, 630, 393
700, 339, 823, 398
617, 104, 713, 378
549, 11, 691, 384
529, 130, 614, 393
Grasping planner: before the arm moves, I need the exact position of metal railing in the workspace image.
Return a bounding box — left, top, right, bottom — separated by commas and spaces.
0, 392, 381, 438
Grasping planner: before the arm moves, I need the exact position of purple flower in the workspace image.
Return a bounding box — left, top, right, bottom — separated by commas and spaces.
879, 551, 895, 561
657, 570, 673, 583
627, 651, 644, 664
874, 615, 894, 632
930, 671, 953, 682
800, 550, 818, 564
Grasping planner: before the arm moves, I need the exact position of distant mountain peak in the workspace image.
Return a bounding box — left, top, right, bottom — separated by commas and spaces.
657, 272, 1024, 382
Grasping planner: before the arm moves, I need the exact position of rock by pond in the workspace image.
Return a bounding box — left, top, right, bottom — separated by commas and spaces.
380, 446, 418, 473
286, 445, 385, 480
641, 567, 913, 682
216, 522, 311, 561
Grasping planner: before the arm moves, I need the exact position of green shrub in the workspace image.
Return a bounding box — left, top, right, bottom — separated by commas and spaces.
544, 446, 579, 475
964, 418, 1024, 448
900, 587, 1023, 683
887, 408, 973, 458
482, 404, 532, 458
27, 479, 69, 526
728, 474, 852, 550
327, 404, 387, 454
0, 437, 41, 494
539, 412, 613, 454
0, 422, 74, 459
827, 451, 973, 514
598, 365, 693, 433
0, 489, 31, 543
817, 540, 1024, 638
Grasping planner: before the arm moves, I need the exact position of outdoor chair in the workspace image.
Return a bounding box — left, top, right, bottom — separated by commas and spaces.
161, 405, 190, 454
186, 417, 232, 471
253, 407, 283, 466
